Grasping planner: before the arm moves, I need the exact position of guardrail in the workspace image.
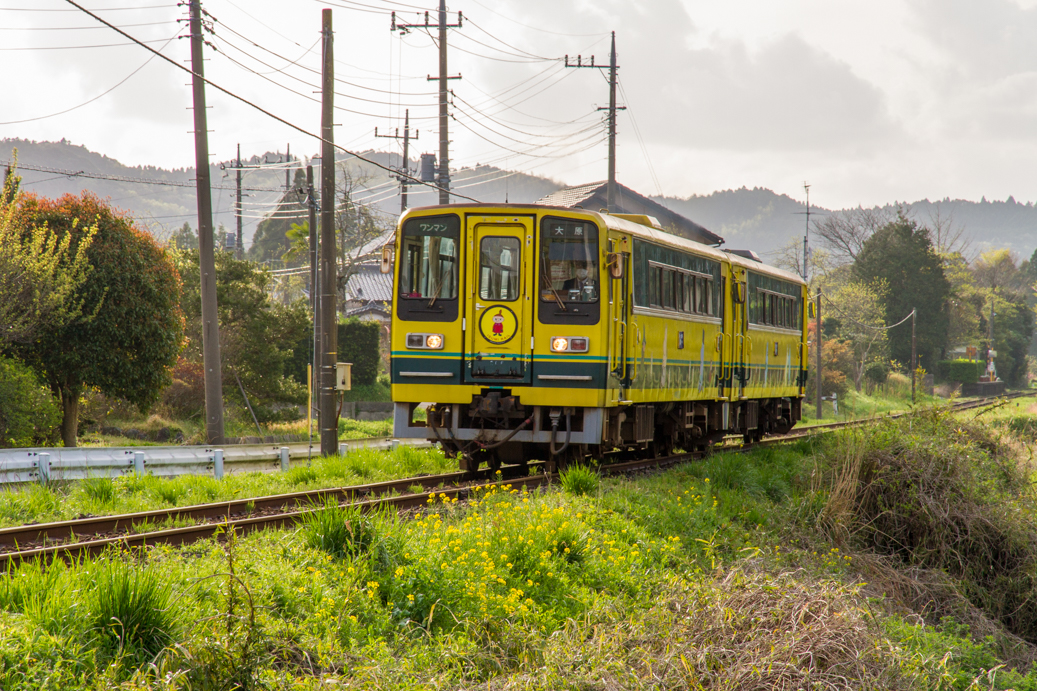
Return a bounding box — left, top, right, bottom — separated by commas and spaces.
0, 437, 430, 486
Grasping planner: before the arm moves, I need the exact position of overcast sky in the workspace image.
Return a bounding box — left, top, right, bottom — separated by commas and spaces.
3, 0, 1037, 210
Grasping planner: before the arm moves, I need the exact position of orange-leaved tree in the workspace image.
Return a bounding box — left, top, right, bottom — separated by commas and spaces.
14, 193, 185, 447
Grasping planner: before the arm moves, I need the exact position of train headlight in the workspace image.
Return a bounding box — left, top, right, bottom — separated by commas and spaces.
406, 333, 444, 349
551, 337, 589, 352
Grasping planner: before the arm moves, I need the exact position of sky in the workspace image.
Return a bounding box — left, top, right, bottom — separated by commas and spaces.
2, 0, 1037, 211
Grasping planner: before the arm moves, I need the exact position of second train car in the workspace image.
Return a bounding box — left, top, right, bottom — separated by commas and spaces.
389, 203, 808, 470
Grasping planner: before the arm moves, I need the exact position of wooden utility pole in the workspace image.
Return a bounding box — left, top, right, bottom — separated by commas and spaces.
319, 9, 338, 456
815, 293, 822, 420
189, 0, 224, 444
392, 6, 461, 205
566, 32, 625, 211
375, 109, 419, 212
802, 183, 810, 281
235, 143, 242, 259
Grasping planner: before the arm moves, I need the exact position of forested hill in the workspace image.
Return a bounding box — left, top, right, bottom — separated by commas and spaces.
5, 138, 1037, 259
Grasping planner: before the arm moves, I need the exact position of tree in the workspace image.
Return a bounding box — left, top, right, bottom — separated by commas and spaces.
248, 169, 308, 264
813, 206, 895, 263
175, 249, 308, 417
825, 281, 888, 391
13, 193, 185, 446
853, 211, 950, 369
0, 161, 95, 348
169, 221, 198, 250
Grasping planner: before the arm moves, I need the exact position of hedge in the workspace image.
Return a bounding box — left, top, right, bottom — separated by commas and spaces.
286, 318, 382, 388
935, 359, 985, 384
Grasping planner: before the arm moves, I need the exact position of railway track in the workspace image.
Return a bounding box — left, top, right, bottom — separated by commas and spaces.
1, 391, 1030, 568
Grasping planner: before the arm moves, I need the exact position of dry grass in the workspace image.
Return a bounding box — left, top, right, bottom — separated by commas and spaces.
484, 567, 908, 690
816, 409, 1037, 647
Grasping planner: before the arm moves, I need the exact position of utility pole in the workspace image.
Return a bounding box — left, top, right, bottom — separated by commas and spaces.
188, 0, 224, 444
319, 9, 338, 456
911, 308, 917, 404
285, 143, 292, 192
375, 109, 419, 213
392, 5, 462, 205
235, 143, 242, 259
566, 32, 625, 211
815, 293, 822, 420
306, 162, 320, 454
802, 183, 811, 281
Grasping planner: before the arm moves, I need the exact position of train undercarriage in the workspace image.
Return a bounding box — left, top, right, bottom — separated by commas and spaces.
394, 392, 803, 472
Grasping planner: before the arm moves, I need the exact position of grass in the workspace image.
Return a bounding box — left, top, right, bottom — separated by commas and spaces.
4, 407, 1037, 688
0, 445, 454, 528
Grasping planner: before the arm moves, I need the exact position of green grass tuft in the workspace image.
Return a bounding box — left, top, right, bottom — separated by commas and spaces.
560, 464, 598, 496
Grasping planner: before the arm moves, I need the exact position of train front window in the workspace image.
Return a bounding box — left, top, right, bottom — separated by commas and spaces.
399, 216, 459, 301
479, 236, 520, 301
539, 220, 599, 304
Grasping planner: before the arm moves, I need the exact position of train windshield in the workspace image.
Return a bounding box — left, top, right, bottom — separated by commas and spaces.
399, 216, 460, 301
539, 219, 599, 304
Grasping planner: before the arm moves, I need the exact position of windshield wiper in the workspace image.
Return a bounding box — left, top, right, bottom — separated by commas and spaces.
540, 251, 566, 311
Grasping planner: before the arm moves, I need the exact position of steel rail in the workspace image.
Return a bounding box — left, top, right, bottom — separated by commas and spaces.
0, 392, 1030, 566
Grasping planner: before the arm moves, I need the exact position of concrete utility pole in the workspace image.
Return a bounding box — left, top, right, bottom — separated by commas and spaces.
802, 183, 811, 281
911, 308, 917, 404
375, 109, 419, 212
306, 162, 320, 448
235, 143, 242, 259
815, 293, 822, 420
319, 9, 338, 456
392, 5, 461, 205
566, 32, 625, 211
188, 0, 224, 444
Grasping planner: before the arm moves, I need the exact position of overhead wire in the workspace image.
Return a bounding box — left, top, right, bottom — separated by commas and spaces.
618, 77, 662, 197
0, 32, 177, 124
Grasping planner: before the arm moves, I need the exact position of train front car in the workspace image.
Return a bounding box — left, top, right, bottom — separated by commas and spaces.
391, 205, 610, 471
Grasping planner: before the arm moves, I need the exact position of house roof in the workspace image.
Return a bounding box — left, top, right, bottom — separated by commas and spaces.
536, 181, 723, 246
344, 263, 393, 303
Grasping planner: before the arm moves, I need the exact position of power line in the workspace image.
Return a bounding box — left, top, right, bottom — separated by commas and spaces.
0, 33, 177, 125
0, 20, 170, 29
0, 36, 173, 50
61, 0, 479, 202
0, 4, 172, 10
3, 160, 283, 192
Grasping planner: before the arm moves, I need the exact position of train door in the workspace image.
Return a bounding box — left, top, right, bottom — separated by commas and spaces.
607, 235, 630, 401
733, 269, 750, 400
463, 216, 535, 385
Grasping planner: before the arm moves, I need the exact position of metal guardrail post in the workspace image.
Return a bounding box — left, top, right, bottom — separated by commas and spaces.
390, 439, 400, 451
338, 443, 349, 456
133, 451, 145, 475
214, 449, 224, 480
280, 447, 290, 472
37, 453, 50, 483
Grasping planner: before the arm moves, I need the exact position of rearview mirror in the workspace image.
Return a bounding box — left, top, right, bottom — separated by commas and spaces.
607, 252, 624, 279
380, 244, 394, 274
807, 301, 817, 320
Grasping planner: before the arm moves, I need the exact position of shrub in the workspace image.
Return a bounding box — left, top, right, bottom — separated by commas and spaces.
935, 359, 985, 384
159, 357, 205, 419
338, 318, 381, 386
0, 356, 60, 447
560, 465, 598, 496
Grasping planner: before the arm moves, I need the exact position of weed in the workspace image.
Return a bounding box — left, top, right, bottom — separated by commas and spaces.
80, 477, 116, 506
560, 464, 598, 496
286, 465, 319, 486
300, 497, 377, 559
85, 556, 178, 664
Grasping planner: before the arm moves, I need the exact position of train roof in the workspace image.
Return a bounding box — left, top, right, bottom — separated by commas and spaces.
401, 203, 805, 286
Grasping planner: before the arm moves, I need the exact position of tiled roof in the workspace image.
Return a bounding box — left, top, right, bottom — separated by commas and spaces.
535, 181, 608, 208
344, 263, 393, 302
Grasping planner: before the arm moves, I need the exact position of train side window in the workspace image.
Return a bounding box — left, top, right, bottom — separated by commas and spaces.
649, 265, 661, 307
662, 269, 675, 310
696, 276, 707, 314
682, 274, 694, 313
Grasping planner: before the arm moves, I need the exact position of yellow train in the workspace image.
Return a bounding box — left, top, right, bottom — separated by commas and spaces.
388, 203, 808, 471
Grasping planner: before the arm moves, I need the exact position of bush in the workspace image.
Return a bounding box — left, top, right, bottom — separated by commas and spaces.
935, 359, 985, 384
863, 360, 888, 385
338, 318, 381, 387
300, 497, 377, 559
0, 356, 60, 447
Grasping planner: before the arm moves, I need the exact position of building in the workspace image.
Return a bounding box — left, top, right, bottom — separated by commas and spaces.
536, 181, 724, 247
